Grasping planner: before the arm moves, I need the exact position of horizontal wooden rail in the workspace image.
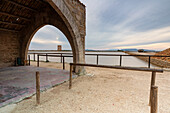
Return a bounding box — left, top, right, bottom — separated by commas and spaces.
70, 63, 163, 73
69, 63, 162, 113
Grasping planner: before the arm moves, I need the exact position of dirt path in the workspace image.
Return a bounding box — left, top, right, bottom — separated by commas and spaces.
8, 62, 170, 113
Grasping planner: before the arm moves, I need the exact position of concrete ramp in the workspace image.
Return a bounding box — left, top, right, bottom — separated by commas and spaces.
0, 66, 74, 108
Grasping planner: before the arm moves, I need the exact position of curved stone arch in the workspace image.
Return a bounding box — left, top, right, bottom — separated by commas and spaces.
47, 0, 85, 62
20, 3, 85, 74
24, 24, 76, 60
47, 0, 82, 39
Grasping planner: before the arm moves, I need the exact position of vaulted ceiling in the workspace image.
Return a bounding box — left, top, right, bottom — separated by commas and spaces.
0, 0, 48, 32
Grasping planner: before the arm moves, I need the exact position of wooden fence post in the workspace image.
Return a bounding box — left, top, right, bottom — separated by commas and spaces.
151, 86, 158, 113
69, 64, 73, 89
149, 72, 156, 105
36, 71, 40, 104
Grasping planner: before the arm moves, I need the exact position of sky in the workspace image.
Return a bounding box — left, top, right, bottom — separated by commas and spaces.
29, 0, 170, 51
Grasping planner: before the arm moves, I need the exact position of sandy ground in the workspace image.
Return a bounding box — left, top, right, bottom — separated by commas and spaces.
3, 61, 170, 113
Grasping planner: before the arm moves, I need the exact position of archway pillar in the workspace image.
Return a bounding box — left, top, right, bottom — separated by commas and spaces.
19, 4, 86, 75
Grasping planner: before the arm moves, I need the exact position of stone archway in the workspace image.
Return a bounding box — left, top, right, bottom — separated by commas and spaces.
21, 2, 85, 74
0, 0, 86, 74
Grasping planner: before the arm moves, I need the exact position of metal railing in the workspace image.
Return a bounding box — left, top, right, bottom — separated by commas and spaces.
28, 52, 170, 68
27, 53, 165, 113
36, 54, 73, 70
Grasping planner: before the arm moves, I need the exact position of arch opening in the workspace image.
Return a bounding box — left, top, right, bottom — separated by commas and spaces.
0, 0, 86, 74
27, 25, 74, 64
29, 25, 71, 51
19, 4, 85, 74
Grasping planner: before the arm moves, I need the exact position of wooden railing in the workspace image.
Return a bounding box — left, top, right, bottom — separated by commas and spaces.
69, 63, 163, 113
27, 53, 165, 113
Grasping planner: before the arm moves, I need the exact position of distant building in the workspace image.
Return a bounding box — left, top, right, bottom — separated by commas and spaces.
57, 45, 62, 51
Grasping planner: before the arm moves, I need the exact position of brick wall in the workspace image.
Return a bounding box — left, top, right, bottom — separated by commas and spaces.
0, 31, 20, 67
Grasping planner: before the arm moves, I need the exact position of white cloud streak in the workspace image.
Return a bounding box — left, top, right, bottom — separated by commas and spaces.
81, 0, 170, 50
117, 42, 170, 50
32, 38, 63, 44
108, 26, 170, 47
29, 0, 170, 50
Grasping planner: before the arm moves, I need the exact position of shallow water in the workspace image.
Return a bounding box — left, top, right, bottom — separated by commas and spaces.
28, 51, 157, 68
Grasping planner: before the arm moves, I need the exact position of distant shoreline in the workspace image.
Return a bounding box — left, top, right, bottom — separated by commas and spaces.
29, 50, 121, 52
28, 50, 157, 53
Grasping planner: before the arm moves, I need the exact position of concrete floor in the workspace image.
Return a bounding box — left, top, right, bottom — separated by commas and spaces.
0, 66, 74, 108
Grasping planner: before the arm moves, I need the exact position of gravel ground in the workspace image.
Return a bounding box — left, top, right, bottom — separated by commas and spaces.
6, 62, 170, 113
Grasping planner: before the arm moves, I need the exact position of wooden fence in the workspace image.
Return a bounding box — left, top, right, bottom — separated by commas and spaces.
69, 63, 163, 113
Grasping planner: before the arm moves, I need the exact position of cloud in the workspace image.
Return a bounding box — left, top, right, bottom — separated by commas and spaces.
29, 25, 71, 50
32, 38, 63, 44
29, 0, 170, 51
117, 42, 170, 50
108, 26, 170, 47
80, 0, 170, 50
85, 26, 170, 50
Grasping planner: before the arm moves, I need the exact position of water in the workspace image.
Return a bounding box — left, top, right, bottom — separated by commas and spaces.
28, 51, 157, 68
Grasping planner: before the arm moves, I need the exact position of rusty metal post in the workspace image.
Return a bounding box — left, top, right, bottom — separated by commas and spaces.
37, 55, 39, 67
34, 53, 35, 61
61, 53, 63, 63
148, 56, 151, 68
36, 71, 40, 105
28, 55, 30, 66
63, 56, 65, 70
69, 64, 73, 89
97, 55, 99, 65
46, 53, 48, 62
120, 55, 122, 66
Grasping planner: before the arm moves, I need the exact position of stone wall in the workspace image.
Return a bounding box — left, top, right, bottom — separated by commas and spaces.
64, 0, 86, 39
0, 0, 86, 74
49, 0, 86, 74
126, 52, 170, 68
0, 31, 20, 68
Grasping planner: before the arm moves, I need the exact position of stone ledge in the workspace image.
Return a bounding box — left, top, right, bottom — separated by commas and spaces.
125, 52, 170, 68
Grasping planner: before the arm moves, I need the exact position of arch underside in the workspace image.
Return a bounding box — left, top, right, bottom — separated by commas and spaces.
20, 2, 85, 74
0, 0, 85, 74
